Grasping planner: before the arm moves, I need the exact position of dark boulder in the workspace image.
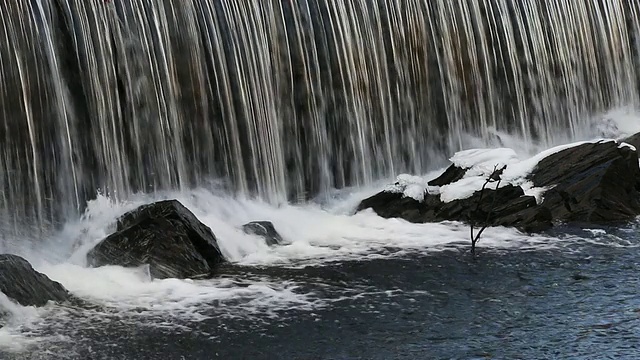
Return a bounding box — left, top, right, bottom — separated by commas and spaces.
621, 132, 640, 156
427, 164, 467, 186
358, 139, 640, 232
87, 200, 225, 279
357, 191, 425, 223
242, 221, 284, 246
0, 254, 70, 307
528, 140, 640, 223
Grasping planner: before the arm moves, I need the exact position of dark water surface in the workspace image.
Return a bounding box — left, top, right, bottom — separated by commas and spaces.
3, 225, 640, 360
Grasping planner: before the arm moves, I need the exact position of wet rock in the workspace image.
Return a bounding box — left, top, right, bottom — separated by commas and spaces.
427, 164, 467, 186
358, 139, 640, 231
356, 191, 425, 223
0, 254, 70, 307
242, 221, 284, 246
87, 200, 225, 279
529, 140, 640, 223
489, 198, 553, 233
621, 132, 640, 156
358, 184, 551, 231
623, 132, 640, 192
422, 185, 526, 224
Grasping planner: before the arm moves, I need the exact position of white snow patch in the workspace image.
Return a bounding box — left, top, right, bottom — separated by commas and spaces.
437, 143, 577, 203
499, 140, 600, 184
385, 174, 431, 201
619, 142, 636, 151
439, 176, 507, 203
450, 148, 519, 174
437, 148, 520, 202
522, 184, 550, 205
391, 139, 620, 204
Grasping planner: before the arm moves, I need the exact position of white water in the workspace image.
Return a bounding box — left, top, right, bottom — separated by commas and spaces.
1, 108, 640, 354
0, 183, 555, 354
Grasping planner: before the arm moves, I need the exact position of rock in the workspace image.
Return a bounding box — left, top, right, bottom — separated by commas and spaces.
624, 133, 640, 192
621, 132, 640, 155
358, 184, 551, 231
87, 200, 225, 279
528, 140, 640, 223
488, 197, 553, 233
356, 191, 425, 223
357, 139, 640, 231
422, 185, 526, 223
0, 254, 70, 307
242, 221, 284, 246
427, 164, 467, 186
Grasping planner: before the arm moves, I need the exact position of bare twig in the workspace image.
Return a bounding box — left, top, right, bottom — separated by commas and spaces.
470, 164, 506, 257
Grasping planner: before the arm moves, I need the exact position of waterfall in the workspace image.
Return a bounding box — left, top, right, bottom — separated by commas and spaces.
1, 0, 639, 233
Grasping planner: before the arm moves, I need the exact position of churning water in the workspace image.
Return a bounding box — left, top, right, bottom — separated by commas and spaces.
1, 184, 640, 359
1, 1, 640, 359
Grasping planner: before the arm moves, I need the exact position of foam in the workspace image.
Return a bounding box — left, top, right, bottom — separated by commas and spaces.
594, 107, 640, 138
41, 262, 317, 318
0, 293, 42, 353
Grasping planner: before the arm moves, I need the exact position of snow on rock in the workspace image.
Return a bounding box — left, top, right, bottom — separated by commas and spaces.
385, 174, 433, 201
619, 142, 636, 151
521, 183, 549, 205
434, 140, 615, 203
439, 176, 507, 203
385, 138, 632, 205
434, 148, 517, 202
450, 148, 519, 175
436, 148, 527, 203
620, 132, 640, 155
500, 141, 602, 184
358, 136, 640, 232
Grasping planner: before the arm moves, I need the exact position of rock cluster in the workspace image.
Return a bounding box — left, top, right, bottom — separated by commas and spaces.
358, 135, 640, 232
86, 200, 285, 279
87, 200, 226, 279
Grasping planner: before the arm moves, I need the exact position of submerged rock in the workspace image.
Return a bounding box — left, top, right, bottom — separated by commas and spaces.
87, 200, 225, 279
358, 139, 640, 232
242, 221, 284, 246
0, 254, 70, 307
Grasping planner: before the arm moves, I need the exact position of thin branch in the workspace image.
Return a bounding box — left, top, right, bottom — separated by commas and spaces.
470, 164, 505, 257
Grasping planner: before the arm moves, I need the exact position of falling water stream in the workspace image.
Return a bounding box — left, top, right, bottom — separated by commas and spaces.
1, 0, 639, 233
